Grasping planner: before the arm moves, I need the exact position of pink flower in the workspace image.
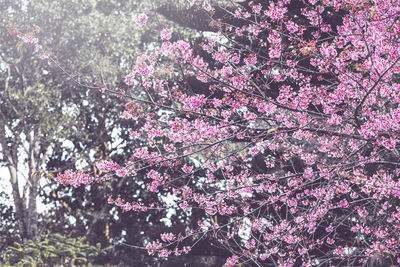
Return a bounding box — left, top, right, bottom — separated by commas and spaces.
134, 13, 148, 26
161, 232, 176, 242
286, 20, 299, 33
225, 255, 239, 267
116, 167, 127, 177
161, 28, 172, 40
245, 239, 256, 249
265, 3, 287, 20
146, 240, 162, 255
182, 164, 193, 174
158, 249, 170, 258
179, 201, 191, 211
182, 246, 191, 254
334, 246, 344, 256
327, 114, 342, 125
230, 53, 240, 64
147, 170, 162, 181
337, 199, 349, 208
325, 225, 334, 232
252, 4, 262, 14
326, 237, 335, 245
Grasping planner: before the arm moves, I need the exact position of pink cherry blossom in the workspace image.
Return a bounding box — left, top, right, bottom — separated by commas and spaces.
134, 13, 148, 27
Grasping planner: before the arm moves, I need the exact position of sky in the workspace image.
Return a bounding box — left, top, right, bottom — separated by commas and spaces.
0, 163, 50, 212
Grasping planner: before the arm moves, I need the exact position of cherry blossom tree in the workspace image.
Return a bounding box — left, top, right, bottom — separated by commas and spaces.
52, 0, 400, 265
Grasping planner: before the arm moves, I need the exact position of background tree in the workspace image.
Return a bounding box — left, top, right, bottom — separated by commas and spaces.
1, 0, 234, 265
0, 0, 158, 259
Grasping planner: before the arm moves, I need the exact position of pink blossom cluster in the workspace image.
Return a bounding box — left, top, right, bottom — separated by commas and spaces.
160, 28, 172, 41
54, 0, 400, 265
11, 25, 47, 57
55, 170, 95, 187
134, 13, 148, 27
160, 232, 176, 242
265, 3, 287, 20
107, 196, 148, 212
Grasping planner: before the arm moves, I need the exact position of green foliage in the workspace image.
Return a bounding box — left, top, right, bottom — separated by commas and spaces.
0, 192, 17, 252
2, 233, 112, 266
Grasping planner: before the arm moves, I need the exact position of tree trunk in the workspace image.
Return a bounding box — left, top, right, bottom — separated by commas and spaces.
9, 163, 28, 241
0, 123, 28, 241
26, 128, 43, 241
27, 185, 38, 240
0, 123, 42, 242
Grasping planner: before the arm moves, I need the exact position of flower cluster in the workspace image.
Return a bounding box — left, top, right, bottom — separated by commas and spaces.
134, 13, 148, 27
55, 0, 400, 265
